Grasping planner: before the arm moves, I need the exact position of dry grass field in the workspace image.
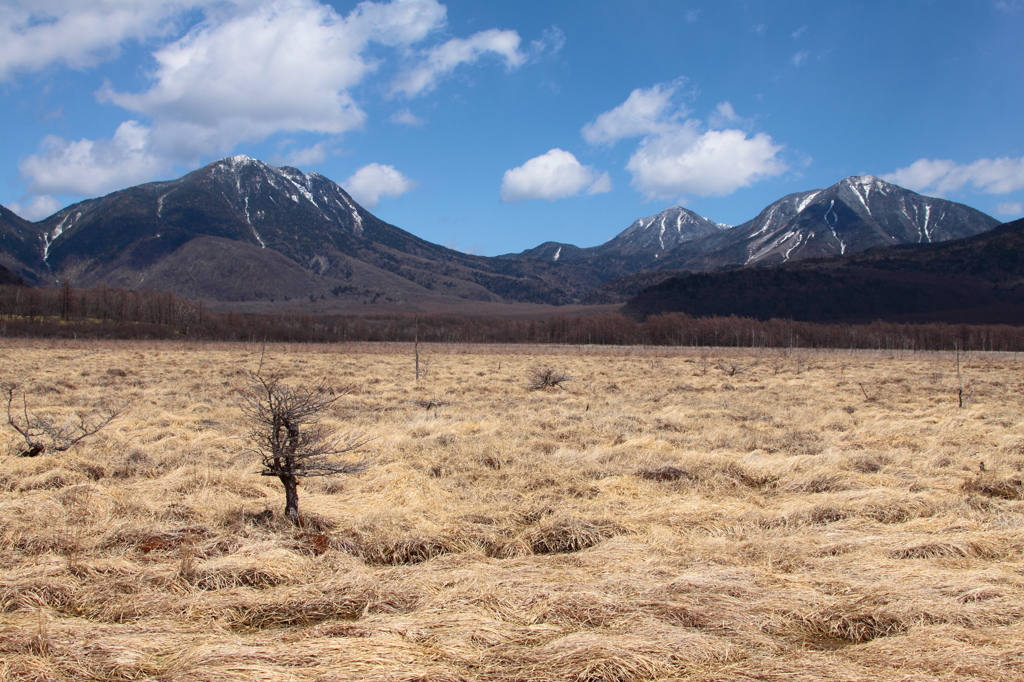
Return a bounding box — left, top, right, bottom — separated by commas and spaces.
1, 339, 1023, 681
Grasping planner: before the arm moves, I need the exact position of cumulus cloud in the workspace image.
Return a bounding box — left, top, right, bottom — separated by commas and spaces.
344, 163, 417, 207
584, 82, 787, 200
996, 201, 1023, 216
347, 0, 446, 46
8, 195, 63, 222
581, 81, 688, 145
626, 124, 787, 200
12, 0, 547, 205
882, 156, 1024, 195
500, 149, 611, 202
100, 0, 387, 152
0, 0, 213, 81
391, 28, 526, 96
19, 120, 173, 196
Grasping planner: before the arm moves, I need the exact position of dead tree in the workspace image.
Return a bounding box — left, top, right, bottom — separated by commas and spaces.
238, 368, 367, 525
3, 382, 129, 457
527, 367, 571, 391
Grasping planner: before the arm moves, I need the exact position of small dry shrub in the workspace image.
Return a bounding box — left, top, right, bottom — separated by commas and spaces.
527, 367, 571, 391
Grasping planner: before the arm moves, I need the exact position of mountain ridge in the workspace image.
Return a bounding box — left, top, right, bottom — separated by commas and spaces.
0, 158, 1004, 312
654, 175, 1000, 271
624, 216, 1024, 325
22, 156, 600, 306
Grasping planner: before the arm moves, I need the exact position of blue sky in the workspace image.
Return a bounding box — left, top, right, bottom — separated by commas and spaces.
2, 0, 1022, 256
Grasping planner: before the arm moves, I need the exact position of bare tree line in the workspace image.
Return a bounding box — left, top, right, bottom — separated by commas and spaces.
3, 283, 1024, 351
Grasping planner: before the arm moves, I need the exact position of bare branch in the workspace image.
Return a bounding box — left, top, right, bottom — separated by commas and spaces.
527, 367, 571, 391
3, 382, 129, 457
237, 365, 369, 524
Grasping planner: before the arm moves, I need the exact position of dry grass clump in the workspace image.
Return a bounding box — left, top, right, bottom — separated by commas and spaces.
962, 472, 1024, 500
1, 339, 1023, 680
521, 515, 626, 555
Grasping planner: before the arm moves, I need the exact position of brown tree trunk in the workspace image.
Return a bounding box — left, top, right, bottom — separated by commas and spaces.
280, 473, 300, 525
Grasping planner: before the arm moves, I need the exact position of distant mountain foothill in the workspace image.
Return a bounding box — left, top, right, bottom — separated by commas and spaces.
0, 156, 1015, 323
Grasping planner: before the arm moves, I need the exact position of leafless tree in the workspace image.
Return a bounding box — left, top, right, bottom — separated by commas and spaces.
527, 367, 571, 391
3, 382, 129, 457
238, 367, 368, 525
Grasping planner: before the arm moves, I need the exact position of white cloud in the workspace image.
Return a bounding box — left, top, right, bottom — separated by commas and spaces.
17, 0, 451, 197
585, 82, 787, 200
344, 163, 417, 207
883, 156, 1024, 195
581, 81, 688, 145
19, 120, 173, 196
391, 108, 426, 126
8, 194, 62, 222
996, 201, 1023, 216
531, 26, 566, 56
13, 0, 546, 206
626, 124, 787, 200
101, 0, 381, 152
0, 0, 217, 81
791, 50, 809, 66
500, 149, 611, 202
391, 28, 526, 96
708, 101, 742, 129
347, 0, 446, 46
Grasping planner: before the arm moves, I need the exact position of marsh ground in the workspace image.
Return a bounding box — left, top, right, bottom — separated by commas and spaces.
1, 340, 1022, 681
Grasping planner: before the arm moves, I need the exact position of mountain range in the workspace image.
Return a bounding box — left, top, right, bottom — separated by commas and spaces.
0, 156, 1005, 314
624, 216, 1024, 325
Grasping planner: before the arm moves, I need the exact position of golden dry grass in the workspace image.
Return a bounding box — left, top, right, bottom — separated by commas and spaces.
1, 339, 1023, 681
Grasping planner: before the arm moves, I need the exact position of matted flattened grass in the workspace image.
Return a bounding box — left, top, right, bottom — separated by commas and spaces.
1, 339, 1023, 681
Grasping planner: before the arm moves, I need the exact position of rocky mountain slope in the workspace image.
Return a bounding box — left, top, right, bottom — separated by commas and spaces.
0, 205, 40, 284
0, 161, 1003, 311
655, 175, 1000, 271
512, 176, 999, 303
16, 156, 597, 306
624, 217, 1024, 325
509, 206, 726, 281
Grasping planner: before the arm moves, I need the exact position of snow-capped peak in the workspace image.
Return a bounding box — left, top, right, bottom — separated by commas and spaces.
225, 154, 257, 168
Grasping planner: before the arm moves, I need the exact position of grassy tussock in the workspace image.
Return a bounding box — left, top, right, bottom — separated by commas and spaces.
1, 340, 1023, 680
